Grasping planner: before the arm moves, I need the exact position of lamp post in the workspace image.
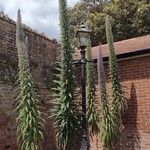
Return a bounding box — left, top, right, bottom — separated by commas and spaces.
76, 24, 91, 150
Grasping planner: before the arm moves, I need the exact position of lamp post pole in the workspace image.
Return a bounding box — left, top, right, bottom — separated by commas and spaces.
80, 47, 89, 150
76, 24, 91, 150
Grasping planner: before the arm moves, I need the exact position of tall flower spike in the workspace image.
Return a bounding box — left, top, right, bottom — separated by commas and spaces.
100, 15, 126, 149
86, 41, 99, 135
97, 44, 109, 149
16, 9, 44, 150
51, 0, 81, 149
97, 43, 107, 107
97, 43, 119, 150
16, 9, 25, 43
106, 15, 126, 111
24, 36, 29, 67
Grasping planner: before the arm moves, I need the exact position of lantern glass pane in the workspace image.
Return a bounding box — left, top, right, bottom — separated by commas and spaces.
78, 32, 90, 47
80, 36, 88, 47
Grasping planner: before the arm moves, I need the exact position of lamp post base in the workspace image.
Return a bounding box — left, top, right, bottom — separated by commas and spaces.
80, 137, 89, 150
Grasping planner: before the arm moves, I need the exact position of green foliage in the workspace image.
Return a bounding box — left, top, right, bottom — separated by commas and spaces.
81, 0, 108, 7
68, 2, 88, 47
81, 0, 105, 4
68, 0, 150, 46
51, 0, 81, 149
98, 15, 126, 149
97, 16, 127, 149
68, 1, 106, 46
106, 15, 126, 112
16, 9, 44, 150
87, 12, 106, 46
104, 0, 150, 42
97, 44, 117, 149
86, 42, 99, 136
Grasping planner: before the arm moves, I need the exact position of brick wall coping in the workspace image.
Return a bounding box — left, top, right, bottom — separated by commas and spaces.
74, 35, 150, 60
0, 11, 57, 44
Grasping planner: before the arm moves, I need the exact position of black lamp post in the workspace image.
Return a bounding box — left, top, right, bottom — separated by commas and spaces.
76, 24, 91, 150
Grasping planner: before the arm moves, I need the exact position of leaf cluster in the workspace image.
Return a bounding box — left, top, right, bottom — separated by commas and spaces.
51, 1, 81, 149
15, 10, 44, 150
51, 68, 81, 150
86, 43, 100, 135
97, 44, 117, 149
16, 69, 44, 150
97, 16, 127, 149
68, 0, 150, 46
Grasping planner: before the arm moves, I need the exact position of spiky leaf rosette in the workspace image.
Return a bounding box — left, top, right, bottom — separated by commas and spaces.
51, 0, 81, 149
86, 42, 99, 135
16, 9, 44, 150
105, 15, 126, 148
97, 44, 118, 150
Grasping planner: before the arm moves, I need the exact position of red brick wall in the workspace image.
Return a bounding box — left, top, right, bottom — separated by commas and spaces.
90, 55, 150, 150
0, 84, 57, 150
0, 15, 150, 150
0, 16, 57, 149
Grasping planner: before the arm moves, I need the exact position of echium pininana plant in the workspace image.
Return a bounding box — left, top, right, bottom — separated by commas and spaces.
106, 15, 126, 111
97, 44, 116, 150
106, 15, 126, 148
16, 9, 44, 150
51, 0, 81, 149
86, 41, 99, 135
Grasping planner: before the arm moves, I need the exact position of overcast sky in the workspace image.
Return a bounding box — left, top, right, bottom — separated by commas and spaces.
0, 0, 79, 39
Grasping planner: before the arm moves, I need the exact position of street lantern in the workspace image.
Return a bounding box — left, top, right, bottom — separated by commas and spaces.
76, 24, 91, 50
76, 24, 91, 150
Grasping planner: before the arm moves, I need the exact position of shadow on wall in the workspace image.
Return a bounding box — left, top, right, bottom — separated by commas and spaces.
123, 83, 141, 150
